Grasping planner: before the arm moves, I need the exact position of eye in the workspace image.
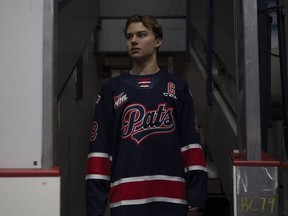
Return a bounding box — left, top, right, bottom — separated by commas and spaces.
137, 32, 147, 38
125, 34, 133, 40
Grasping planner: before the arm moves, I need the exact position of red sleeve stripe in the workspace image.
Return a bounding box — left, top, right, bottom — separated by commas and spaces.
181, 144, 206, 170
86, 153, 112, 176
109, 177, 187, 206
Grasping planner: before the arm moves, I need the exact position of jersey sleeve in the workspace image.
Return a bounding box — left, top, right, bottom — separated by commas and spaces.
85, 82, 114, 216
179, 81, 208, 209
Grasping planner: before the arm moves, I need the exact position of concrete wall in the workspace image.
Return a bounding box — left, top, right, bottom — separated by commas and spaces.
98, 19, 187, 52
189, 0, 238, 208
56, 39, 99, 216
173, 51, 238, 204
281, 0, 287, 161
56, 1, 100, 215
98, 0, 187, 52
57, 0, 99, 96
99, 0, 185, 17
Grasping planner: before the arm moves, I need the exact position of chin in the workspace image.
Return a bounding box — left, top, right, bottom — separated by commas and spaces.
130, 54, 143, 60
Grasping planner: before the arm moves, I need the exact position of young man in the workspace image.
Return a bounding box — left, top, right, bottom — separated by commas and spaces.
85, 15, 207, 216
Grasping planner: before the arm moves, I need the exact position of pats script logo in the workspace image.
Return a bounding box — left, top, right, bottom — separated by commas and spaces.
121, 103, 175, 145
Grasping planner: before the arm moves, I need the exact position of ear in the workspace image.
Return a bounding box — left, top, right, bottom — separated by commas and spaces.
155, 38, 162, 48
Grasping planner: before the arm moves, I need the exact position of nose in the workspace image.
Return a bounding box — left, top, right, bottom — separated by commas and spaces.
131, 35, 138, 44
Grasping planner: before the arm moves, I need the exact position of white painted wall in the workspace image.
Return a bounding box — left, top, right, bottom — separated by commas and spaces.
0, 0, 44, 168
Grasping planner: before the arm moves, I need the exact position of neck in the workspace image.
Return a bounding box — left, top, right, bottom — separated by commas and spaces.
130, 65, 160, 75
130, 55, 160, 75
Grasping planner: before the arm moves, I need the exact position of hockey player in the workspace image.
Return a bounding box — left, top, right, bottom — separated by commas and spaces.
85, 14, 208, 216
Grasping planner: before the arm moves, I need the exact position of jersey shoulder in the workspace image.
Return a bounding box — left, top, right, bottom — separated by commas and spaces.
162, 70, 189, 91
101, 72, 130, 90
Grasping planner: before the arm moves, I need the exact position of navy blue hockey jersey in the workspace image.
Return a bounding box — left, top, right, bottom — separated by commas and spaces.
85, 70, 207, 216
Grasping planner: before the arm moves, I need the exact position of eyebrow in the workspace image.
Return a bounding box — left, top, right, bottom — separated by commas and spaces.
126, 30, 148, 37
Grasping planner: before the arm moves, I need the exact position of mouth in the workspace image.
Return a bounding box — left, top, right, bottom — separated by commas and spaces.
131, 47, 140, 53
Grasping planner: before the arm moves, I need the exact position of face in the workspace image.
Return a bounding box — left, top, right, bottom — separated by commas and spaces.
125, 22, 162, 61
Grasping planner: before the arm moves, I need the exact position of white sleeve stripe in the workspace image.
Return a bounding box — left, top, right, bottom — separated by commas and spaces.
85, 174, 110, 181
87, 152, 112, 161
184, 165, 207, 173
181, 143, 202, 152
110, 197, 187, 208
